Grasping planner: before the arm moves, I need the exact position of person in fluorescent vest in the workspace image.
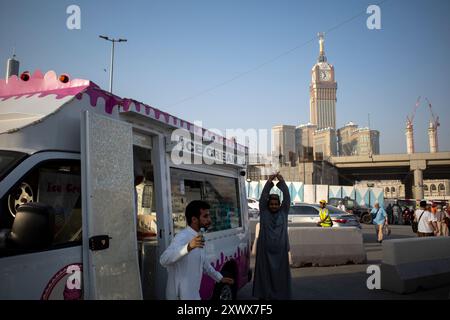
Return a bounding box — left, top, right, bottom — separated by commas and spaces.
317, 200, 333, 227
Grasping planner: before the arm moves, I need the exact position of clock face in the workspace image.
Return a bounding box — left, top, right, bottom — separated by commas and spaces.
319, 70, 330, 81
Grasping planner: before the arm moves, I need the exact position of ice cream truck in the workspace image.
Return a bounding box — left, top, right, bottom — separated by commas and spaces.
0, 70, 251, 300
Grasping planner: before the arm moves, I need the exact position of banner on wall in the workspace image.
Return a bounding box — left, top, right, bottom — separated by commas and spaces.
355, 186, 370, 207
342, 186, 356, 199
244, 181, 384, 207
328, 185, 342, 199
316, 185, 329, 203
291, 182, 304, 203
303, 185, 315, 204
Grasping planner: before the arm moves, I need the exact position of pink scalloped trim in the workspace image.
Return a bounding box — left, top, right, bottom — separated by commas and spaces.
0, 69, 247, 152
0, 70, 94, 100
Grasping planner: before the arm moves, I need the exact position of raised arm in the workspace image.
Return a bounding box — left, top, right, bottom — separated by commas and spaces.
259, 175, 275, 212
277, 174, 291, 212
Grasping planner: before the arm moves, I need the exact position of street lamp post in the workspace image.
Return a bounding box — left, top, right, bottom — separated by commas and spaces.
99, 35, 127, 93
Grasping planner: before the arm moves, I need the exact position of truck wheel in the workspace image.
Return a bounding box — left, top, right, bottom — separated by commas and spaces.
361, 214, 372, 224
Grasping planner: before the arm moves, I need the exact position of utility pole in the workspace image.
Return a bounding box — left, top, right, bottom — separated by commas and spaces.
99, 35, 127, 93
368, 113, 373, 159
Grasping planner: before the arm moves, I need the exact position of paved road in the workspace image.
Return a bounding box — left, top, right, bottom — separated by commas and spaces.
238, 224, 450, 300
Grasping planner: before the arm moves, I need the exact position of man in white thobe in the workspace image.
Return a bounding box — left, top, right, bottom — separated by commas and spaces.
160, 200, 234, 300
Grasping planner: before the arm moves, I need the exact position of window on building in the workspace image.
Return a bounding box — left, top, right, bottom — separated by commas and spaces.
438, 183, 445, 196
391, 187, 396, 193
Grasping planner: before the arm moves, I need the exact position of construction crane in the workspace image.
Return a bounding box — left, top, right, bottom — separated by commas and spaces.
425, 97, 440, 129
406, 96, 421, 125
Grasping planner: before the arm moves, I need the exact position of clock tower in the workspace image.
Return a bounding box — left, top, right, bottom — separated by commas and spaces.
310, 33, 337, 130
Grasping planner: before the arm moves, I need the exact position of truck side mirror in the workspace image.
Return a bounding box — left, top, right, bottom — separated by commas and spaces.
8, 202, 55, 251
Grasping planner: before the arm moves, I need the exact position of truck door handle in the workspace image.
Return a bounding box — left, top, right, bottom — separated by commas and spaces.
89, 235, 111, 251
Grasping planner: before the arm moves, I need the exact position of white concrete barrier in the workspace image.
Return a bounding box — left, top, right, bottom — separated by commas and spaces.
288, 227, 367, 267
381, 237, 450, 294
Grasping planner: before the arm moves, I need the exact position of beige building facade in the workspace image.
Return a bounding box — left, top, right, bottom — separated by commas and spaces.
272, 125, 296, 165
313, 128, 337, 160
357, 179, 449, 201
337, 123, 380, 156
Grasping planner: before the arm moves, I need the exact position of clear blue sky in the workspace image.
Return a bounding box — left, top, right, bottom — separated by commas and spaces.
1, 0, 449, 153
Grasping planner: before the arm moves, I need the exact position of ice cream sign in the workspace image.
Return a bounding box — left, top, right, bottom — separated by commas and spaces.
168, 129, 246, 166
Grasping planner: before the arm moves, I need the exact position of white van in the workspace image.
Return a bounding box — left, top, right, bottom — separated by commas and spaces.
0, 70, 251, 300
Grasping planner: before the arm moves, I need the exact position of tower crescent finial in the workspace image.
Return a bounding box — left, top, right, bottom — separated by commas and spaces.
317, 32, 326, 62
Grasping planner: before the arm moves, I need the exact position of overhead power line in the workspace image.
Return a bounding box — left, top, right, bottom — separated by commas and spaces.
164, 0, 390, 108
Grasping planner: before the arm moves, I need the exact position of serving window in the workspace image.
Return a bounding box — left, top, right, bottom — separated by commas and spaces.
170, 168, 242, 234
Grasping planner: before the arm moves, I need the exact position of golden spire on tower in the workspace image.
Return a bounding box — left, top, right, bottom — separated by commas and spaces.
317, 32, 327, 62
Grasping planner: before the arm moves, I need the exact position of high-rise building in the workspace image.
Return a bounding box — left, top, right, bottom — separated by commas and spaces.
313, 128, 337, 160
337, 122, 358, 156
265, 32, 382, 171
310, 33, 337, 130
337, 123, 380, 156
355, 128, 380, 156
295, 123, 317, 161
272, 125, 296, 164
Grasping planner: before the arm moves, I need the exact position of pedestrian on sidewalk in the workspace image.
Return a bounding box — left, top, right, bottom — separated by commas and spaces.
443, 206, 450, 236
253, 172, 291, 300
386, 203, 393, 225
392, 202, 401, 225
414, 201, 438, 237
371, 202, 388, 243
435, 205, 447, 236
337, 200, 346, 212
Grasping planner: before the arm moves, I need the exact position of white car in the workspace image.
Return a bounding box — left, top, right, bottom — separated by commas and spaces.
288, 204, 361, 228
248, 206, 259, 219
247, 198, 259, 211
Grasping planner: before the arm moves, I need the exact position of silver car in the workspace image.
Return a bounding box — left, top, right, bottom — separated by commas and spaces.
288, 203, 361, 228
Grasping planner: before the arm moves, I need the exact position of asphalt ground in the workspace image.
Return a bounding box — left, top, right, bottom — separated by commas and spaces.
238, 224, 450, 300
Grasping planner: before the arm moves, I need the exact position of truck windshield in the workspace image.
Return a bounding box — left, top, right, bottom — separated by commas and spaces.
0, 151, 27, 180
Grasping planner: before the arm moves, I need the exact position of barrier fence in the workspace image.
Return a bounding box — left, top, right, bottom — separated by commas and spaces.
245, 181, 384, 207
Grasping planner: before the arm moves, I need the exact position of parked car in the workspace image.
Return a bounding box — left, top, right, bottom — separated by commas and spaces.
288, 203, 361, 228
328, 197, 372, 224
248, 206, 259, 219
